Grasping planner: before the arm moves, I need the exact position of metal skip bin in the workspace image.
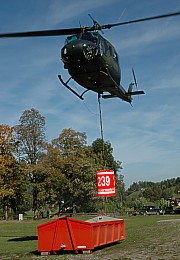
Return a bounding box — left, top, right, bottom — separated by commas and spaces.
37, 216, 125, 255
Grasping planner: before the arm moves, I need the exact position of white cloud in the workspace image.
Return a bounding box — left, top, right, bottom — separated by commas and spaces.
46, 0, 116, 27
110, 19, 180, 55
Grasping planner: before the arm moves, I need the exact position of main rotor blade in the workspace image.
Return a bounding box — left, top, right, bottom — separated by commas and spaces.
101, 11, 180, 30
0, 11, 179, 38
0, 27, 84, 38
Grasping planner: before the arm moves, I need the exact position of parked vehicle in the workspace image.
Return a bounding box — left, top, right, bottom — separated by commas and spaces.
140, 206, 165, 216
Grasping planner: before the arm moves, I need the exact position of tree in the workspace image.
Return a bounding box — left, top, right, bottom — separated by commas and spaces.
91, 138, 124, 212
35, 144, 67, 215
14, 108, 46, 164
115, 174, 125, 208
52, 128, 87, 154
126, 182, 141, 195
0, 124, 14, 155
0, 125, 27, 220
14, 108, 47, 218
91, 138, 122, 174
51, 128, 97, 212
142, 186, 163, 202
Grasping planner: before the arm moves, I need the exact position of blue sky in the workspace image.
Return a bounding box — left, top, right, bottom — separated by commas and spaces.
0, 0, 180, 188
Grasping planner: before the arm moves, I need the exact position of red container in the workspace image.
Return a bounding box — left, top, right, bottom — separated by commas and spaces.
37, 216, 125, 255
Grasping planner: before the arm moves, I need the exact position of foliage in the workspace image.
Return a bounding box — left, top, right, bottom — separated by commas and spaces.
1, 113, 125, 218
13, 108, 47, 218
1, 108, 180, 218
91, 138, 124, 212
51, 128, 97, 212
14, 108, 46, 164
142, 186, 162, 202
0, 124, 14, 155
91, 138, 122, 174
125, 178, 180, 209
0, 125, 27, 219
156, 198, 169, 210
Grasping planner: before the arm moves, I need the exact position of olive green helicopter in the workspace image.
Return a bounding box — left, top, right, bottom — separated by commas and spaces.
0, 11, 180, 103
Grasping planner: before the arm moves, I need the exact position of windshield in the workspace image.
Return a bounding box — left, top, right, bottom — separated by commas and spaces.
81, 32, 98, 43
65, 32, 98, 44
66, 35, 78, 44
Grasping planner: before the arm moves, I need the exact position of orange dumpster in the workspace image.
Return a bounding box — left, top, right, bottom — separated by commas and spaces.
37, 216, 125, 255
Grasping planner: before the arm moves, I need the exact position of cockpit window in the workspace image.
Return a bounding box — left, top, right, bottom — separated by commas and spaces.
81, 32, 98, 43
65, 32, 98, 45
66, 35, 78, 44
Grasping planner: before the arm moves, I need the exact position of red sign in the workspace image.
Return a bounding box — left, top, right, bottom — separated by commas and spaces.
96, 169, 116, 197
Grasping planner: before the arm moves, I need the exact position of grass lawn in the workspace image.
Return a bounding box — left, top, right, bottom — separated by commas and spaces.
0, 219, 42, 259
0, 215, 179, 259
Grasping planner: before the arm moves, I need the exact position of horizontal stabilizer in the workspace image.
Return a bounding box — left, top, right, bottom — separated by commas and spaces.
128, 90, 145, 96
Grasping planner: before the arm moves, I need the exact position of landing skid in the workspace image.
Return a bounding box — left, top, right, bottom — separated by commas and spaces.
58, 75, 89, 100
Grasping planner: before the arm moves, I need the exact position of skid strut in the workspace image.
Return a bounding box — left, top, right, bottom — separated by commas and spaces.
58, 75, 89, 100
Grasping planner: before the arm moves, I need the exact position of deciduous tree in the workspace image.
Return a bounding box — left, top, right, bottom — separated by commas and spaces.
14, 108, 47, 218
91, 138, 122, 173
14, 108, 46, 164
51, 128, 97, 212
0, 125, 26, 220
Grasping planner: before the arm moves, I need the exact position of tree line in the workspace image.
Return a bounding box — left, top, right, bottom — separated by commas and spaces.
1, 108, 179, 220
0, 108, 124, 220
125, 178, 180, 211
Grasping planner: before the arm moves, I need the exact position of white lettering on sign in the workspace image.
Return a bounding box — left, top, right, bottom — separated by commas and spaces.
97, 175, 111, 187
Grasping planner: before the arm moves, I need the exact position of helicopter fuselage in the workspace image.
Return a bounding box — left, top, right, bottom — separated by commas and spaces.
60, 32, 132, 102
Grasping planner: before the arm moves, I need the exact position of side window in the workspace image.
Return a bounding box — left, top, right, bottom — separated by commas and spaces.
114, 50, 119, 62
104, 42, 109, 54
99, 38, 106, 56
109, 45, 113, 56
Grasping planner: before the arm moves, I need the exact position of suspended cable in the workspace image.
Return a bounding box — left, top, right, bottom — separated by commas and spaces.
98, 93, 105, 166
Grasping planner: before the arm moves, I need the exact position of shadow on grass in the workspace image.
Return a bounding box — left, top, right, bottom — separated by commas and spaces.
8, 235, 38, 242
31, 250, 39, 256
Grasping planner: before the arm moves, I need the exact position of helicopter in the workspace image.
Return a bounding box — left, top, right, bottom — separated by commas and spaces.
0, 11, 180, 103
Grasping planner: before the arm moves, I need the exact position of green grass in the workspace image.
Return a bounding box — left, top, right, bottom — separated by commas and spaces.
0, 215, 179, 259
0, 220, 39, 259
103, 215, 180, 259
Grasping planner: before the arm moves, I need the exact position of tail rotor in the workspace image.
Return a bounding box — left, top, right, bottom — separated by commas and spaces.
127, 68, 145, 101
132, 68, 139, 99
